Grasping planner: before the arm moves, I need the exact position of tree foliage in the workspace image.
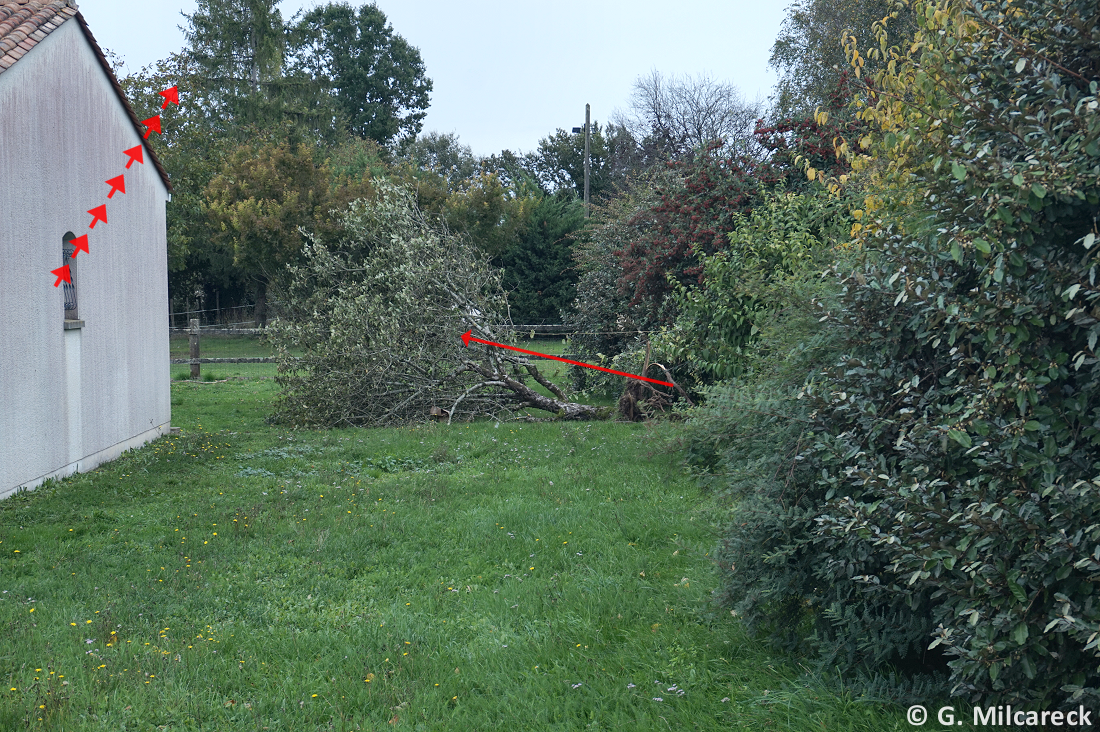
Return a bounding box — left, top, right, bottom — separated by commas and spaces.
769, 0, 916, 116
498, 194, 585, 324
182, 0, 312, 134
568, 169, 669, 370
525, 123, 612, 199
180, 0, 429, 144
291, 2, 432, 145
808, 0, 1100, 706
267, 182, 602, 426
568, 78, 864, 370
204, 141, 364, 325
401, 131, 480, 185
694, 0, 1100, 708
120, 54, 247, 310
659, 190, 850, 382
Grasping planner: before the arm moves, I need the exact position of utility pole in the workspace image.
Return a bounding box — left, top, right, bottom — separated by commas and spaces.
584, 103, 591, 218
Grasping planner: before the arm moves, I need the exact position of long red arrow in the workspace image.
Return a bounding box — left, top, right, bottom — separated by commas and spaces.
88, 204, 107, 228
461, 330, 674, 387
105, 174, 125, 198
159, 85, 179, 109
123, 145, 144, 168
51, 264, 71, 287
141, 115, 161, 138
69, 234, 89, 257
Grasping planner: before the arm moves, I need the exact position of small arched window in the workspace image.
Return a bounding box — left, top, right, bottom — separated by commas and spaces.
62, 231, 78, 321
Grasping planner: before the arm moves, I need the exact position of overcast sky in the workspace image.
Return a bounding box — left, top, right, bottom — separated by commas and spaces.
77, 0, 793, 156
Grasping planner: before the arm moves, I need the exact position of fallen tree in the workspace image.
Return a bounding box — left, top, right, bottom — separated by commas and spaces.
267, 181, 604, 427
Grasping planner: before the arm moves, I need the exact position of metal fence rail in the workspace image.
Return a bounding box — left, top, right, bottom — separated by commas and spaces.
170, 357, 277, 365
168, 321, 593, 381
169, 328, 263, 336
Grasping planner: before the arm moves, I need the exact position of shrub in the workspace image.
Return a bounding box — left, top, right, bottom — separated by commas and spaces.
568, 82, 866, 379
659, 190, 851, 382
710, 0, 1100, 708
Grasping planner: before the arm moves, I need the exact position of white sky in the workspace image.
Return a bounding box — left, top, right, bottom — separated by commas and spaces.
77, 0, 793, 156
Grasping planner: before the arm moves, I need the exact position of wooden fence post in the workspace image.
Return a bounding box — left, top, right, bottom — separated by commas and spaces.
189, 318, 200, 380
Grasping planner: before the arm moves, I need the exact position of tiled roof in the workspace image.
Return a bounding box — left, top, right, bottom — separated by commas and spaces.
0, 1, 172, 192
0, 0, 77, 73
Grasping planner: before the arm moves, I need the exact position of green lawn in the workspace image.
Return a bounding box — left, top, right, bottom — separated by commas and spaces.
169, 334, 583, 394
0, 378, 915, 730
169, 333, 275, 360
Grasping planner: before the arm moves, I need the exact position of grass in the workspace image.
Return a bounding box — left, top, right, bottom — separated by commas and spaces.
0, 377, 918, 730
169, 335, 591, 404
169, 335, 574, 385
169, 334, 275, 360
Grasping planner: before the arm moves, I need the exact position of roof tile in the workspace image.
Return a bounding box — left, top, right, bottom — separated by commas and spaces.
0, 2, 76, 75
0, 1, 173, 192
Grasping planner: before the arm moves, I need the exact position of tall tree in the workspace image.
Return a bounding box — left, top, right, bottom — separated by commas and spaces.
204, 142, 347, 326
181, 0, 288, 130
498, 194, 585, 324
526, 123, 611, 199
769, 0, 916, 116
120, 54, 248, 314
402, 131, 480, 185
613, 71, 764, 161
291, 2, 432, 146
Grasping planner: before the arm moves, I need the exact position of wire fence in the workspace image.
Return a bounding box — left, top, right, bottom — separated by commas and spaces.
169, 322, 278, 381
167, 323, 643, 382
168, 303, 264, 330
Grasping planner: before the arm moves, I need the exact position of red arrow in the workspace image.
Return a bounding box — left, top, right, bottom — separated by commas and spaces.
461, 330, 675, 387
141, 115, 161, 138
159, 85, 179, 109
69, 234, 89, 257
123, 145, 144, 168
51, 264, 71, 287
105, 174, 125, 198
88, 204, 107, 228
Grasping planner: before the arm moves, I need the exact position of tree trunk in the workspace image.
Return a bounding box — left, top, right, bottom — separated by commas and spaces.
255, 279, 268, 328
460, 358, 603, 421
500, 372, 602, 419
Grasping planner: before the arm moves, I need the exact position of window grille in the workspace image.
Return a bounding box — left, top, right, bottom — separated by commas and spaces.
63, 232, 78, 320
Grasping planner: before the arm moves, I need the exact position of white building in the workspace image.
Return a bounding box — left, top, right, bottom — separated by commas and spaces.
0, 0, 172, 498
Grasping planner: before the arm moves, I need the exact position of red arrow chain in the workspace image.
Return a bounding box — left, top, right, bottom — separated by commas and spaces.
50, 86, 174, 287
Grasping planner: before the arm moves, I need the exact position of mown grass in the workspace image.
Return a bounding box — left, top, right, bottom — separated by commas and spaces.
169, 334, 275, 360
169, 335, 574, 384
0, 378, 917, 731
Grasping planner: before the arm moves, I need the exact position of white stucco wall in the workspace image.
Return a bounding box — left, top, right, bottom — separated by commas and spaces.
0, 18, 171, 498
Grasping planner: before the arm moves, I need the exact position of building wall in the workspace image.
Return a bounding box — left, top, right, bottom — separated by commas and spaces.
0, 18, 171, 498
